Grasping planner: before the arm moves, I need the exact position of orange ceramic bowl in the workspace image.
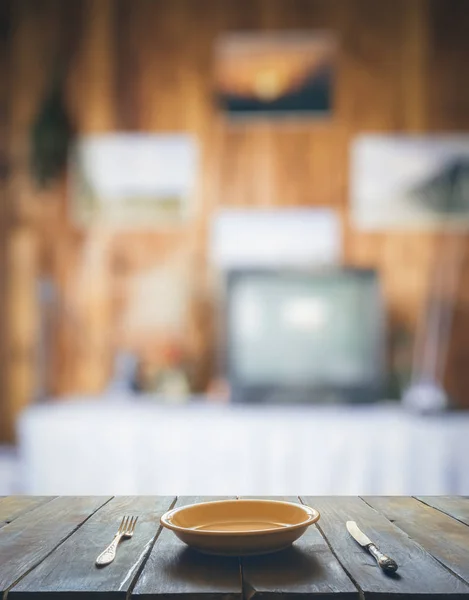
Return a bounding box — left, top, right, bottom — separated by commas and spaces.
160, 499, 320, 556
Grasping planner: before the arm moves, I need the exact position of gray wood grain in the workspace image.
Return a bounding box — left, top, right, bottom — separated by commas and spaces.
416, 496, 469, 526
364, 496, 469, 585
0, 496, 110, 595
302, 496, 469, 599
241, 497, 358, 600
131, 496, 242, 600
0, 496, 54, 528
8, 496, 175, 600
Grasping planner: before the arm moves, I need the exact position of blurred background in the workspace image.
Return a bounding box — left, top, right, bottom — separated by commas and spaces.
1, 0, 469, 496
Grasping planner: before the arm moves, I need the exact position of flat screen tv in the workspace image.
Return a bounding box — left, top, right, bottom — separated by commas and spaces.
224, 268, 385, 404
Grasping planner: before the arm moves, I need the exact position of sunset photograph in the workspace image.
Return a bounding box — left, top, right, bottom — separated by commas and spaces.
214, 32, 336, 117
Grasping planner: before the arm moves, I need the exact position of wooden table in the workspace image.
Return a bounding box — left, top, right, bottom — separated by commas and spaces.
1, 496, 469, 599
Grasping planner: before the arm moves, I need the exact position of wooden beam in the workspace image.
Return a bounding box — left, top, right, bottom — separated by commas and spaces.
0, 0, 11, 442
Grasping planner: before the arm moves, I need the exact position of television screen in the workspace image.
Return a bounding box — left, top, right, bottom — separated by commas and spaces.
226, 269, 385, 403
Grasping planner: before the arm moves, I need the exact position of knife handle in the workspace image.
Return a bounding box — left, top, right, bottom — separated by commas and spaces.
368, 543, 398, 573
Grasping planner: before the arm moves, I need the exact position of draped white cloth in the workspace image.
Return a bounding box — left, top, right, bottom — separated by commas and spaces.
17, 398, 469, 496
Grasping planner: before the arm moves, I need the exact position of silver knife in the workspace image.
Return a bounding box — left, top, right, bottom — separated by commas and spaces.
346, 521, 398, 574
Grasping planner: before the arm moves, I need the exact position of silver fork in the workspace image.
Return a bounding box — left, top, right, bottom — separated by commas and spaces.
95, 516, 138, 566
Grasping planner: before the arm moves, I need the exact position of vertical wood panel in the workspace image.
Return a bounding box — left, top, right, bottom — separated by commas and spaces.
0, 0, 11, 440
70, 0, 117, 392
426, 0, 469, 402
3, 0, 61, 440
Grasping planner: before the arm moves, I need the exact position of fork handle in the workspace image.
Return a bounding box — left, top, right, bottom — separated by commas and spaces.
96, 533, 124, 566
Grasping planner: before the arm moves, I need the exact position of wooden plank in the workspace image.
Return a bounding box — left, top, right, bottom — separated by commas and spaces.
365, 496, 469, 585
9, 496, 175, 600
241, 496, 358, 600
0, 496, 54, 527
0, 0, 10, 443
302, 496, 469, 599
427, 0, 469, 131
131, 496, 242, 600
63, 0, 116, 394
416, 496, 469, 526
0, 496, 110, 595
3, 0, 62, 442
400, 0, 429, 131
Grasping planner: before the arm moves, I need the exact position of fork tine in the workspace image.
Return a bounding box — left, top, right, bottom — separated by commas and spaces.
124, 517, 131, 533
123, 516, 130, 533
131, 516, 138, 533
118, 516, 126, 534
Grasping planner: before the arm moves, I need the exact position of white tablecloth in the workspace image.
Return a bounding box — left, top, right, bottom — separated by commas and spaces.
17, 398, 469, 495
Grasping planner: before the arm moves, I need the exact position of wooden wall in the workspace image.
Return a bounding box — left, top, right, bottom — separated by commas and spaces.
2, 0, 469, 441
0, 0, 10, 442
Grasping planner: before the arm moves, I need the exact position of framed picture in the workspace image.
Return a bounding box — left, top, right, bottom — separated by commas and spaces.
70, 133, 198, 228
209, 208, 341, 268
351, 135, 469, 230
214, 32, 336, 119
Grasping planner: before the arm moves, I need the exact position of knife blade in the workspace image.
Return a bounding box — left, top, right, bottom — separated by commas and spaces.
346, 521, 398, 574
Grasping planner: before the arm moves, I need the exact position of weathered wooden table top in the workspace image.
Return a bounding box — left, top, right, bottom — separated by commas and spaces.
0, 496, 469, 599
